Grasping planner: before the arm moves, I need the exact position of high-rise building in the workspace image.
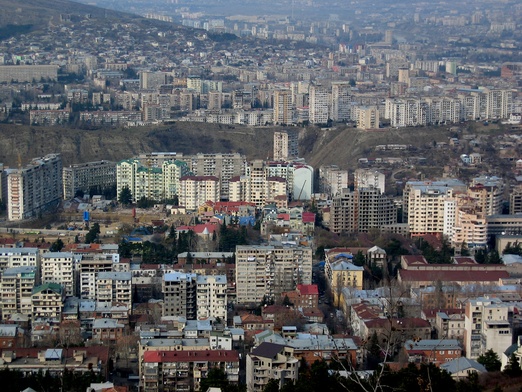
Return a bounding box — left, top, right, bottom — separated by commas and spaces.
330, 82, 352, 121
354, 169, 385, 194
96, 272, 133, 309
329, 188, 397, 234
273, 90, 293, 125
0, 247, 39, 273
273, 130, 299, 161
1, 266, 37, 320
162, 272, 197, 319
63, 160, 116, 199
179, 175, 220, 210
7, 153, 62, 221
196, 275, 227, 321
464, 298, 512, 360
356, 106, 379, 129
235, 244, 313, 304
319, 165, 349, 197
309, 84, 330, 124
41, 252, 75, 297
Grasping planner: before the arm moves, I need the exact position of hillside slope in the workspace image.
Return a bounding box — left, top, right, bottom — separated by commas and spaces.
0, 123, 455, 169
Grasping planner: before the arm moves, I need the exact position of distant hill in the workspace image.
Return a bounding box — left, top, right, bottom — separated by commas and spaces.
0, 123, 455, 169
0, 0, 159, 37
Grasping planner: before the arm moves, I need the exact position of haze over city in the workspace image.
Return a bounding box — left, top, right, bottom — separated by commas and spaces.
0, 0, 520, 391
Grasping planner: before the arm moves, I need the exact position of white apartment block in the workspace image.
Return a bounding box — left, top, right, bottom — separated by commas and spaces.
464, 297, 512, 360
1, 266, 37, 320
309, 85, 330, 124
63, 160, 116, 199
79, 253, 120, 299
354, 169, 385, 194
385, 90, 513, 127
96, 272, 132, 308
41, 252, 75, 297
196, 275, 227, 322
116, 158, 190, 203
7, 153, 62, 221
31, 283, 65, 323
319, 165, 349, 197
331, 82, 352, 121
0, 247, 39, 273
0, 65, 59, 83
179, 175, 220, 210
235, 244, 313, 304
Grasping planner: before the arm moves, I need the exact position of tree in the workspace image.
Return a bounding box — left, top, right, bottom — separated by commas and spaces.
118, 186, 132, 205
487, 250, 502, 264
263, 379, 280, 392
504, 353, 522, 377
477, 349, 501, 371
85, 223, 100, 244
49, 238, 64, 252
353, 251, 366, 267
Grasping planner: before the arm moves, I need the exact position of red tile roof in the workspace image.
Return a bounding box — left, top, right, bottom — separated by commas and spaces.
297, 284, 319, 295
399, 269, 509, 282
302, 212, 315, 223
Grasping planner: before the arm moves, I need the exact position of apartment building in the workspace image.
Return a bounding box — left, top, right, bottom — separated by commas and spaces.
1, 266, 38, 320
0, 65, 59, 83
179, 175, 220, 210
464, 297, 512, 360
162, 272, 197, 319
329, 187, 396, 234
235, 244, 313, 304
188, 153, 245, 200
319, 165, 348, 197
96, 272, 132, 308
142, 350, 240, 392
246, 343, 299, 392
62, 160, 116, 199
31, 283, 65, 323
452, 201, 487, 249
356, 106, 379, 129
41, 252, 75, 297
116, 158, 191, 203
402, 180, 467, 224
468, 176, 504, 216
78, 253, 120, 300
195, 275, 227, 321
273, 130, 299, 161
354, 169, 385, 194
7, 153, 62, 221
273, 91, 294, 125
309, 84, 329, 124
0, 248, 39, 274
330, 81, 352, 122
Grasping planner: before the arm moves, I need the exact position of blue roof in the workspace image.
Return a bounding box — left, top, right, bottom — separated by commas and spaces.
335, 253, 353, 259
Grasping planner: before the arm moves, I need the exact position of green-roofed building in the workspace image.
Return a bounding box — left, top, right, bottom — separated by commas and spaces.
32, 282, 65, 323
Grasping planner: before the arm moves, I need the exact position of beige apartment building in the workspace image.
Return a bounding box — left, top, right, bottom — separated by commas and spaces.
235, 244, 313, 304
179, 175, 220, 210
1, 266, 38, 320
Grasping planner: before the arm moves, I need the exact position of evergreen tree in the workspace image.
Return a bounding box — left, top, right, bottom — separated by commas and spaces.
477, 349, 501, 371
